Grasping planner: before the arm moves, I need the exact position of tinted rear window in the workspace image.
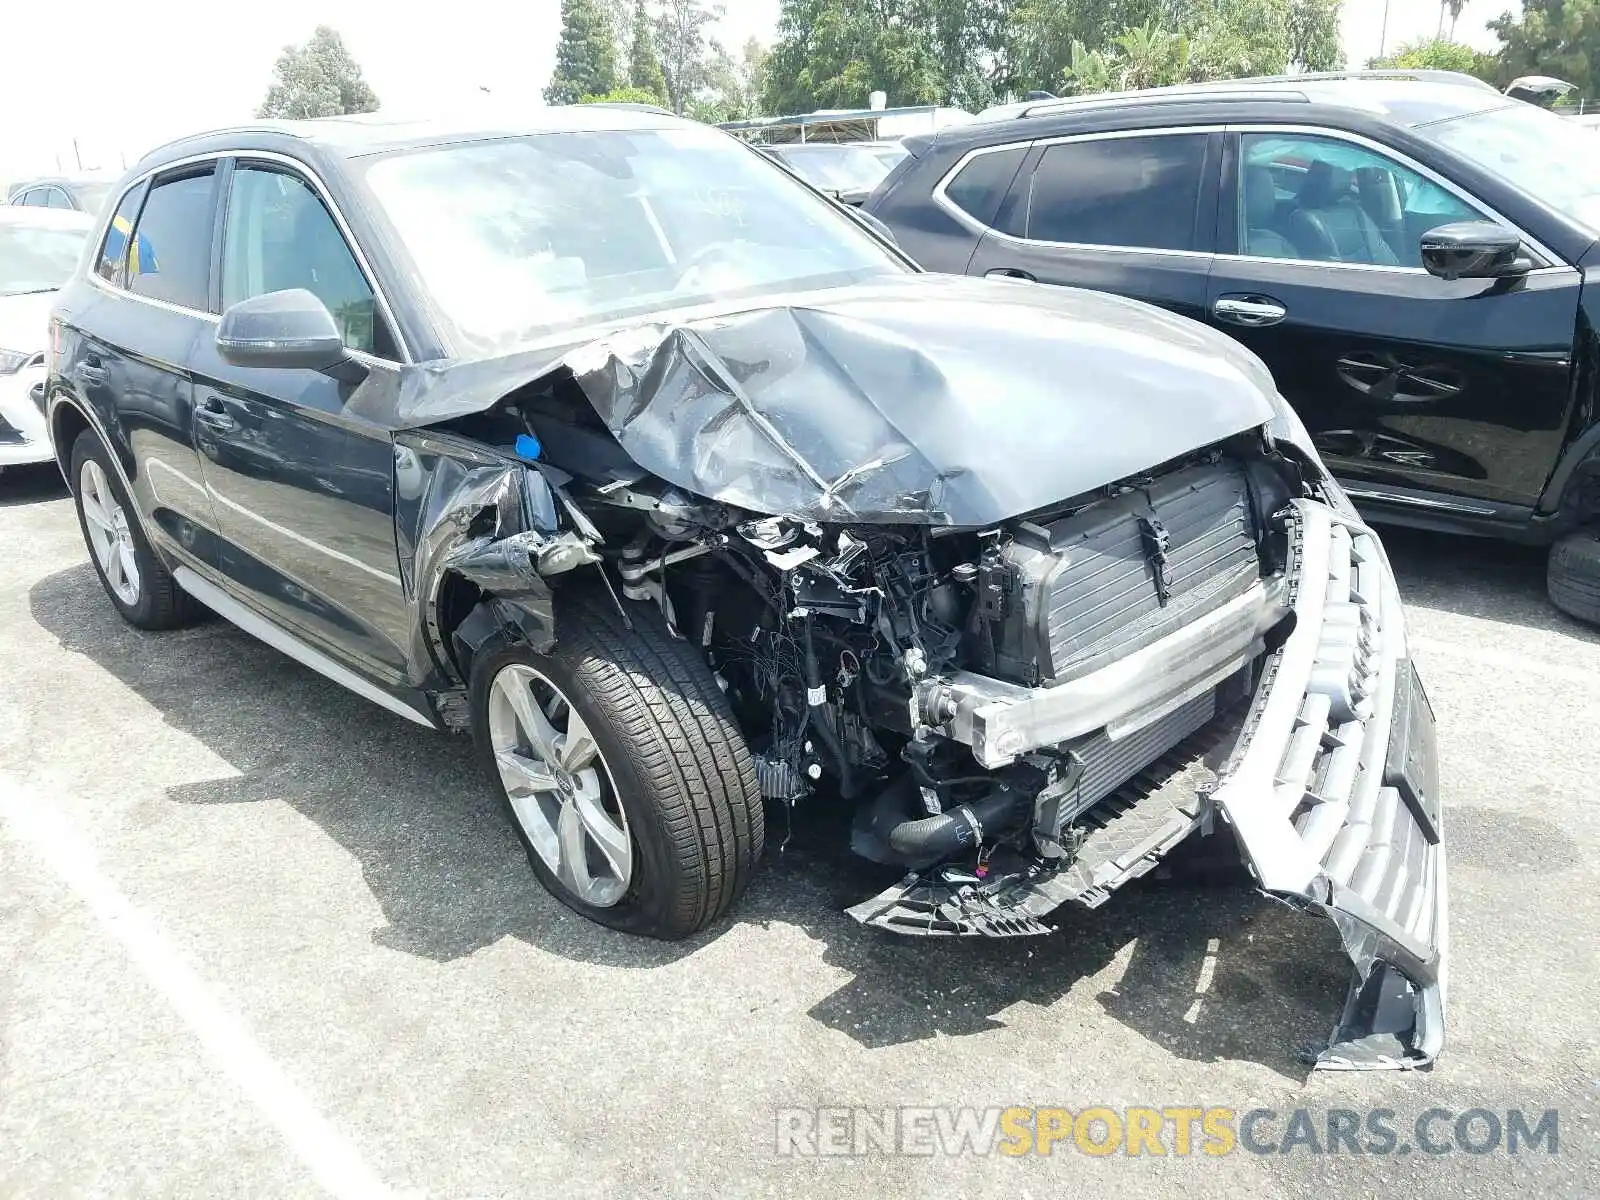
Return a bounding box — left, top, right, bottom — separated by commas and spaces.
126, 169, 215, 310
943, 146, 1027, 228
1025, 134, 1207, 251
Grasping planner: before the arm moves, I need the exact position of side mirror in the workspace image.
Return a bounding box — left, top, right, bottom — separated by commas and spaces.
216, 288, 366, 382
1420, 222, 1528, 281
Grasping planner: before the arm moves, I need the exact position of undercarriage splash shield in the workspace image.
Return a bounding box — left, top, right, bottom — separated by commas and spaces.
1211, 500, 1447, 1070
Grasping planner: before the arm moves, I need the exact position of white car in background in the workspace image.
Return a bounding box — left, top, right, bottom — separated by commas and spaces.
0, 206, 94, 472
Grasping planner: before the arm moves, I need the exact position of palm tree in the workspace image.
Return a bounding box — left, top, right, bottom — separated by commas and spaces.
1439, 0, 1467, 39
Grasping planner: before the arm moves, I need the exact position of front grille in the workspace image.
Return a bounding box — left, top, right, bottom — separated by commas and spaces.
996, 462, 1261, 685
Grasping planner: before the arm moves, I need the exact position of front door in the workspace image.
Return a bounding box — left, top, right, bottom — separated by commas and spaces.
965, 129, 1220, 324
189, 160, 413, 682
1207, 130, 1582, 510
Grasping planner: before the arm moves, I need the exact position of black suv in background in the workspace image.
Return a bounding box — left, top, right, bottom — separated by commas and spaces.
867, 71, 1600, 622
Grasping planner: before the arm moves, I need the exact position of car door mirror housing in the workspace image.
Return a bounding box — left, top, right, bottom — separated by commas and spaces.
216, 289, 366, 381
1420, 222, 1528, 281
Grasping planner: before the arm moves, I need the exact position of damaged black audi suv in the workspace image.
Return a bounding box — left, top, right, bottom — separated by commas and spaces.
45, 107, 1447, 1069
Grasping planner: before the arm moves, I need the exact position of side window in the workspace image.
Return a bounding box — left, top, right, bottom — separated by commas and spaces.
19, 189, 45, 207
221, 165, 393, 358
45, 188, 72, 210
96, 186, 146, 286
127, 168, 216, 309
1238, 133, 1486, 268
943, 146, 1028, 230
1025, 134, 1207, 251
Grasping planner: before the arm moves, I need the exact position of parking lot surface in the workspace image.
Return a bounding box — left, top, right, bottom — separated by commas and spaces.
1, 461, 1596, 1198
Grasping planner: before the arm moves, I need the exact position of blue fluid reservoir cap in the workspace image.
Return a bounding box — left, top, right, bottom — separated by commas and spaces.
514, 433, 542, 461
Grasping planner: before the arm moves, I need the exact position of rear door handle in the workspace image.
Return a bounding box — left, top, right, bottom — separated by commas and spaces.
78, 355, 107, 385
1213, 295, 1287, 327
986, 268, 1037, 282
194, 397, 237, 434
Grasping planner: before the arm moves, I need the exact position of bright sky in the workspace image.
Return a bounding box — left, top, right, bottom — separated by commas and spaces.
0, 0, 1510, 188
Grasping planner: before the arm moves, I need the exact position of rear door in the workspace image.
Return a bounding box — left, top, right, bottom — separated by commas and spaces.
188, 158, 413, 681
1206, 129, 1582, 510
69, 166, 224, 563
965, 129, 1221, 323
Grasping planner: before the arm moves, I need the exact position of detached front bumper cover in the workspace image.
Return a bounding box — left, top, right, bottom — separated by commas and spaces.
1214, 499, 1446, 1070
849, 499, 1447, 1071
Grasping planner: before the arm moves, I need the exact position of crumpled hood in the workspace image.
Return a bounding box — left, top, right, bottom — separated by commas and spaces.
396, 273, 1280, 526
0, 291, 56, 358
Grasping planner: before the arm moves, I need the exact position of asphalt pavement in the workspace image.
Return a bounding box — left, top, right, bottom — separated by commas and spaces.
1, 461, 1596, 1198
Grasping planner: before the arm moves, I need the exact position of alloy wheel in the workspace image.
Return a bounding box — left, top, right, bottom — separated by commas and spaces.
488, 663, 633, 908
79, 459, 141, 607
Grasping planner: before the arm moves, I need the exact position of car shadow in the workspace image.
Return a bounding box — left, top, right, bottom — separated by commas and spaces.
0, 462, 67, 508
29, 560, 1341, 1080
1379, 524, 1600, 642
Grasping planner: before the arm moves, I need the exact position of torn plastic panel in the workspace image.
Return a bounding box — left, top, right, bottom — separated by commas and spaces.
1210, 501, 1446, 1070
394, 429, 598, 690
387, 275, 1280, 527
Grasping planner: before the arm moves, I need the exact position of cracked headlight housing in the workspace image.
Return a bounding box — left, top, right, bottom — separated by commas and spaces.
1267, 395, 1361, 521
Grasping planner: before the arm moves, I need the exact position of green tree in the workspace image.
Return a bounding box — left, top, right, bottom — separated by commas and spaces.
256, 26, 379, 119
763, 0, 941, 113
545, 0, 621, 107
1185, 0, 1291, 80
1487, 0, 1600, 97
1370, 36, 1496, 78
1288, 0, 1343, 71
1113, 21, 1190, 87
656, 0, 725, 115
1060, 38, 1118, 93
628, 0, 670, 103
582, 86, 670, 104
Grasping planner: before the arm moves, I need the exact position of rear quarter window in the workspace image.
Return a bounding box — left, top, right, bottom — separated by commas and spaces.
1025, 134, 1208, 251
942, 146, 1028, 229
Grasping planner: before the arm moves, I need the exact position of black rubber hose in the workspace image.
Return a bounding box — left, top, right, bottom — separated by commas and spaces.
886, 784, 1030, 862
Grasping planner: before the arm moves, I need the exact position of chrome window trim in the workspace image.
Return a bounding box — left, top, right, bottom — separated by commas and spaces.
85, 149, 410, 365
1223, 123, 1564, 269
933, 125, 1225, 254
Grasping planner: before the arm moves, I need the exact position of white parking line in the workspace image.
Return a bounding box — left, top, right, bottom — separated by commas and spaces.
0, 781, 395, 1200
1411, 635, 1600, 688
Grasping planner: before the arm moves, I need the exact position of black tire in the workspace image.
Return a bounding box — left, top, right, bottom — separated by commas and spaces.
69, 429, 200, 631
1548, 528, 1600, 625
469, 587, 765, 939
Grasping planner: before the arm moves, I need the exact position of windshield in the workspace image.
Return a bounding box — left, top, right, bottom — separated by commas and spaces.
0, 221, 88, 295
361, 125, 904, 351
1421, 103, 1600, 229
772, 145, 890, 192
866, 145, 910, 171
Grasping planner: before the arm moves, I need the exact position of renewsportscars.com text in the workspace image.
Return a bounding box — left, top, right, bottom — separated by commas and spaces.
775, 1106, 1560, 1158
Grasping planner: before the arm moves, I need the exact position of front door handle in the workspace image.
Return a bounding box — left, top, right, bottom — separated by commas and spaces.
194, 397, 237, 434
1213, 295, 1287, 327
986, 268, 1037, 282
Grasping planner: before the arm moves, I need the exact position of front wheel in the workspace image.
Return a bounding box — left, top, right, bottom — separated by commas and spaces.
469, 588, 765, 939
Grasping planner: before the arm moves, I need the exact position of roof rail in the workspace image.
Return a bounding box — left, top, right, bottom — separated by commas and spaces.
1012, 68, 1498, 119
1240, 68, 1499, 91
1017, 88, 1310, 118
584, 102, 675, 116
